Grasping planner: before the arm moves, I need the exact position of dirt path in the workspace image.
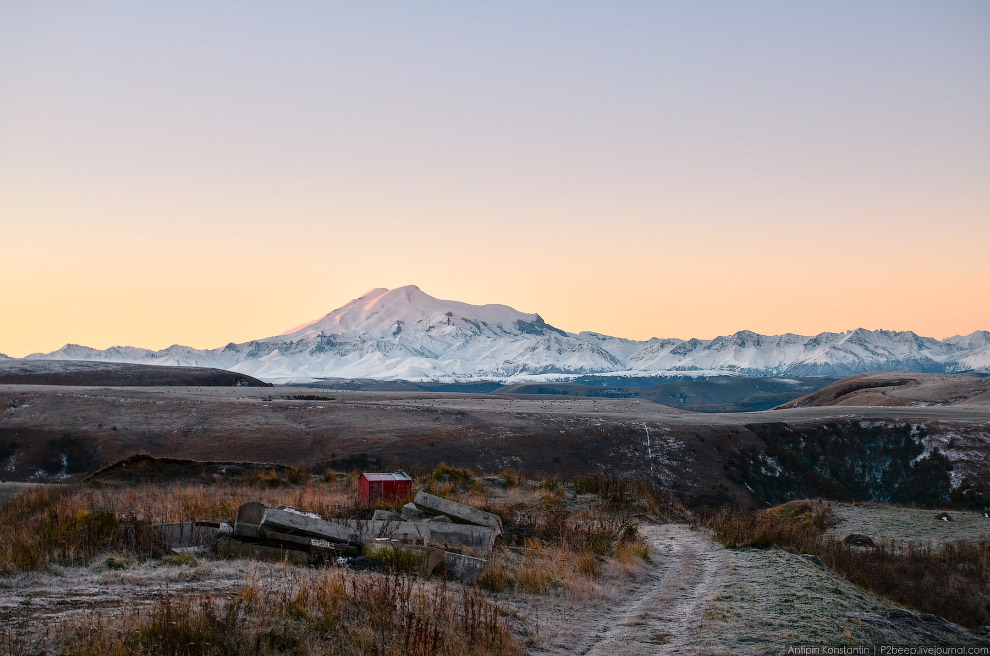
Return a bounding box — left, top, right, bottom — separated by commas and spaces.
570, 523, 729, 656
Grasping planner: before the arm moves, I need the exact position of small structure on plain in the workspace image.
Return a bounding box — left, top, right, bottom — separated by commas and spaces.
358, 470, 412, 504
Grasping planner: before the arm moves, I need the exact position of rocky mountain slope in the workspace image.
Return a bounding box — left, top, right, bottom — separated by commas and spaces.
19, 286, 990, 383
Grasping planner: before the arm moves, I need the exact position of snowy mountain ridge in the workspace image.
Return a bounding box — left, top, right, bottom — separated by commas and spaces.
21, 286, 990, 383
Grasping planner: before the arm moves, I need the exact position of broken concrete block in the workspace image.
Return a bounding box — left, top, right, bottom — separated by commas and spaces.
216, 538, 310, 566
427, 514, 452, 523
401, 503, 427, 521
262, 530, 360, 556
362, 540, 446, 577
234, 501, 267, 539
413, 491, 502, 533
155, 522, 219, 550
338, 519, 430, 544
338, 519, 494, 556
443, 551, 488, 583
426, 523, 496, 555
261, 507, 364, 545
372, 509, 401, 522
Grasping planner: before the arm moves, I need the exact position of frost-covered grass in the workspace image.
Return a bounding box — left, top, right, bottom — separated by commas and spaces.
5, 566, 521, 656
698, 548, 898, 654
701, 500, 990, 630
826, 502, 990, 545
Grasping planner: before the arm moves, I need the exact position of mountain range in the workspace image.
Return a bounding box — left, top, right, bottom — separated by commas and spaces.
20, 285, 990, 383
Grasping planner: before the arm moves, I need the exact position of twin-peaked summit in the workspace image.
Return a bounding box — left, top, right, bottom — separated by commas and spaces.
280, 286, 563, 342
25, 285, 990, 382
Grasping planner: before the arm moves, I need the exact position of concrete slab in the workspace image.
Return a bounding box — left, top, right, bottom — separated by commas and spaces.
338, 519, 430, 544
372, 509, 400, 521
262, 530, 360, 556
362, 540, 446, 577
340, 519, 494, 555
216, 538, 310, 566
426, 523, 496, 555
413, 492, 502, 533
155, 522, 218, 550
443, 551, 488, 583
401, 503, 427, 521
234, 501, 267, 539
261, 507, 364, 545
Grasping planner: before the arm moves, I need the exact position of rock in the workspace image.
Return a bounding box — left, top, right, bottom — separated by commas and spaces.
843, 533, 877, 548
800, 554, 829, 570
261, 507, 364, 545
427, 514, 452, 523
233, 501, 267, 539
936, 512, 952, 522
372, 509, 400, 522
981, 510, 989, 519
413, 491, 503, 532
400, 502, 427, 521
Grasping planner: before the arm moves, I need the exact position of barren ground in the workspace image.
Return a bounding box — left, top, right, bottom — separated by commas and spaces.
3, 385, 988, 506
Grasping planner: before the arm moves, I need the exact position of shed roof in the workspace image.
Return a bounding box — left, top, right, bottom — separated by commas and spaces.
360, 471, 412, 482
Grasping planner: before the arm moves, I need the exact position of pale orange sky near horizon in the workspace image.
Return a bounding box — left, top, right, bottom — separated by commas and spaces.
2, 2, 988, 358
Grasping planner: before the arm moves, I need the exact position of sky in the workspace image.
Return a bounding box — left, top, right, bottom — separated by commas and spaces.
1, 1, 988, 357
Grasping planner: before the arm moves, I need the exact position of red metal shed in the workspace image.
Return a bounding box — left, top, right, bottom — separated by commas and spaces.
358, 471, 412, 504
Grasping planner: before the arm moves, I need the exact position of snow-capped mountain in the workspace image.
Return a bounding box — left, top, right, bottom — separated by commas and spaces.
21, 286, 990, 382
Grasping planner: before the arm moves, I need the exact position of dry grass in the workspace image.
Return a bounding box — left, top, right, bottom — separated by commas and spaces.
700, 499, 990, 629
0, 479, 363, 573
7, 569, 520, 656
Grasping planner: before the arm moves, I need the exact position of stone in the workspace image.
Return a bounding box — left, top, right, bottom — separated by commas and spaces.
233, 501, 267, 539
800, 554, 829, 570
427, 514, 452, 523
401, 503, 427, 521
372, 509, 401, 522
936, 512, 953, 522
413, 491, 503, 532
261, 507, 364, 545
843, 533, 877, 548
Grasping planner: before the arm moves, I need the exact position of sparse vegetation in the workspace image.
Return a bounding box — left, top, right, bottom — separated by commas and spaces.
1, 465, 662, 656
423, 464, 483, 496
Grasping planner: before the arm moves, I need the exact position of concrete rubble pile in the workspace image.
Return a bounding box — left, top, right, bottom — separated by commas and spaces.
155, 492, 501, 583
